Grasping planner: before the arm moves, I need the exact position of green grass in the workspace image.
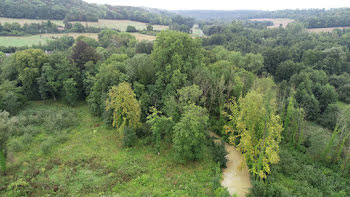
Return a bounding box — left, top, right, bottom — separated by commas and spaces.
0, 35, 52, 47
0, 101, 218, 196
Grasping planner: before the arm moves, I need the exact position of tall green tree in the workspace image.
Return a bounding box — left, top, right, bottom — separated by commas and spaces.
151, 30, 204, 102
105, 82, 141, 132
173, 104, 209, 162
224, 78, 283, 179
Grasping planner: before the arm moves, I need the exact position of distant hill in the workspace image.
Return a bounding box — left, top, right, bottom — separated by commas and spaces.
174, 8, 350, 28
0, 0, 189, 26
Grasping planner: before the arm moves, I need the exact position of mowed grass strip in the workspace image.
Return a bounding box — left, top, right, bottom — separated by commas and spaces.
250, 18, 295, 28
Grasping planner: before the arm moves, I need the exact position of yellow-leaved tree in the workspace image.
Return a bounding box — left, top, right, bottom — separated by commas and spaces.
105, 82, 141, 133
224, 77, 283, 179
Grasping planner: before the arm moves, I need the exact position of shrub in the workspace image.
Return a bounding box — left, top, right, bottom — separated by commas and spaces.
210, 140, 228, 168
123, 127, 137, 148
214, 187, 231, 197
40, 137, 56, 155
8, 138, 23, 152
126, 25, 137, 32
22, 133, 33, 145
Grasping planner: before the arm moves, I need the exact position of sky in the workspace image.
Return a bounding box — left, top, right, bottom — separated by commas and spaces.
83, 0, 350, 11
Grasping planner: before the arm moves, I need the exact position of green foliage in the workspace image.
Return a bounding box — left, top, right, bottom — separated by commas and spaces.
63, 78, 78, 106
98, 30, 136, 48
0, 102, 220, 196
283, 92, 305, 146
105, 82, 141, 132
122, 127, 137, 148
126, 25, 137, 32
87, 54, 129, 116
0, 80, 25, 115
152, 30, 203, 98
209, 140, 228, 168
135, 40, 153, 54
225, 78, 283, 179
13, 49, 48, 99
146, 107, 174, 152
0, 111, 16, 175
173, 104, 209, 162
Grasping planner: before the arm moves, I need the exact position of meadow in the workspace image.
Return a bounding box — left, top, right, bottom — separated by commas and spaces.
0, 101, 220, 196
250, 18, 350, 33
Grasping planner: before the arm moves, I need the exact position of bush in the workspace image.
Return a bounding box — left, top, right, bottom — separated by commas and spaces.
248, 180, 291, 197
210, 140, 228, 168
123, 127, 137, 148
214, 187, 231, 197
22, 133, 33, 145
126, 25, 137, 32
40, 137, 56, 155
8, 138, 23, 152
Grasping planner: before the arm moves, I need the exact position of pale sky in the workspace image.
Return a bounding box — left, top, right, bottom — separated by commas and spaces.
84, 0, 350, 11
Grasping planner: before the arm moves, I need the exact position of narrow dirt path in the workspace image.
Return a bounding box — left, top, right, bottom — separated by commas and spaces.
210, 132, 252, 197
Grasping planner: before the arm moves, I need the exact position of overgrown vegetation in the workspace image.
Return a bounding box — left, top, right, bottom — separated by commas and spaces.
0, 2, 349, 196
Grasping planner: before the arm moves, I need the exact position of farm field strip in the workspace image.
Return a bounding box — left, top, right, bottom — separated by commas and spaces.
250, 18, 295, 28
0, 17, 168, 31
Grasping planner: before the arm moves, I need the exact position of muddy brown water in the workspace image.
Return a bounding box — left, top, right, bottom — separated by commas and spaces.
210, 132, 252, 197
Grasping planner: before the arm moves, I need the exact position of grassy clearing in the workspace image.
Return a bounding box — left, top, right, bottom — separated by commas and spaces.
0, 17, 168, 31
0, 101, 218, 196
250, 18, 295, 28
0, 35, 51, 47
192, 24, 205, 37
307, 27, 350, 33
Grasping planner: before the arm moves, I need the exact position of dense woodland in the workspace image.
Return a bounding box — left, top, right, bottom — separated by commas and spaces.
177, 8, 350, 28
0, 0, 194, 27
0, 1, 350, 196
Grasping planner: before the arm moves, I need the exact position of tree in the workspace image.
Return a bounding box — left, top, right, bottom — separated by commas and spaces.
105, 82, 141, 132
63, 78, 78, 106
151, 30, 203, 100
71, 41, 99, 71
126, 25, 137, 32
224, 78, 283, 179
146, 107, 174, 152
37, 63, 60, 100
146, 24, 153, 31
87, 54, 129, 116
322, 106, 350, 164
283, 91, 305, 147
14, 49, 48, 99
318, 84, 338, 112
276, 60, 304, 82
173, 104, 209, 162
0, 80, 25, 115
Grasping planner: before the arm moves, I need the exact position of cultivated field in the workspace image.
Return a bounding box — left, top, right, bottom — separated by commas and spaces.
0, 33, 156, 47
250, 18, 295, 28
307, 27, 350, 33
0, 35, 50, 47
0, 17, 168, 31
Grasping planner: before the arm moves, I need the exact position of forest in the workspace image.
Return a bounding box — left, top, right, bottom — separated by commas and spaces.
0, 1, 350, 196
0, 0, 193, 26
177, 8, 350, 28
